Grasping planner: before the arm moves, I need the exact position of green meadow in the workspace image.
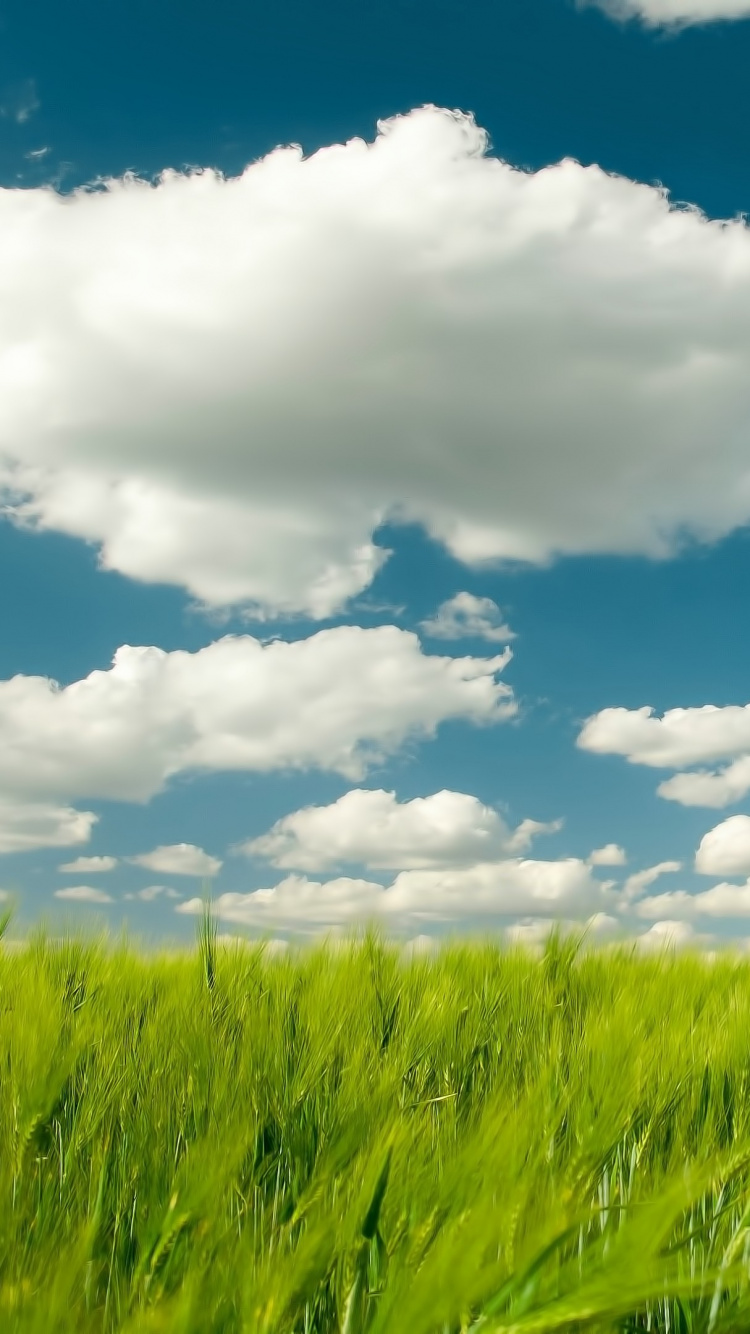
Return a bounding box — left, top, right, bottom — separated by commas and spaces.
5, 916, 750, 1332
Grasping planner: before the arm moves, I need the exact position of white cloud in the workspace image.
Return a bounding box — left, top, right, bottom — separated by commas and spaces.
176, 876, 385, 930
588, 843, 627, 867
504, 817, 563, 853
624, 860, 682, 901
586, 912, 621, 938
0, 628, 513, 818
402, 934, 440, 957
695, 815, 750, 877
239, 788, 555, 872
636, 882, 750, 919
635, 920, 705, 951
0, 796, 97, 853
501, 912, 621, 950
578, 705, 750, 810
129, 843, 222, 877
504, 919, 557, 948
3, 108, 750, 618
58, 854, 118, 873
177, 857, 610, 932
124, 884, 182, 901
386, 860, 610, 922
585, 0, 750, 28
578, 705, 750, 770
656, 757, 750, 808
420, 593, 515, 644
54, 885, 113, 904
696, 883, 750, 916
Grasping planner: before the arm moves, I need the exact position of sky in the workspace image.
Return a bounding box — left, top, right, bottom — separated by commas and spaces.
2, 0, 750, 948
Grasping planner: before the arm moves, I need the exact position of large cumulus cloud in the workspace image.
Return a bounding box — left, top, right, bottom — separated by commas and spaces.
2, 107, 750, 617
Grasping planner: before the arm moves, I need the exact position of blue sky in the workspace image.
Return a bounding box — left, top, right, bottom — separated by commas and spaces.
2, 0, 750, 946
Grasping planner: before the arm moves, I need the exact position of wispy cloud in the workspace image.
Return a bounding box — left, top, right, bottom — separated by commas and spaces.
0, 78, 39, 124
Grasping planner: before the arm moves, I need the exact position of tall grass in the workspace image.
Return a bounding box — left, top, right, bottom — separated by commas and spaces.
3, 928, 750, 1330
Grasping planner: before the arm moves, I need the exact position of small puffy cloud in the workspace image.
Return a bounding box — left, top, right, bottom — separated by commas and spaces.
578, 705, 750, 810
124, 884, 182, 901
420, 593, 516, 644
585, 0, 750, 26
695, 815, 750, 877
54, 885, 113, 904
0, 796, 97, 854
0, 628, 513, 811
58, 855, 118, 873
178, 857, 610, 933
588, 843, 627, 867
129, 843, 222, 877
624, 860, 682, 901
5, 109, 750, 619
239, 788, 554, 872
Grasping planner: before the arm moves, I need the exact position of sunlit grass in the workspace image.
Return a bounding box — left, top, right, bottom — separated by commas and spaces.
3, 923, 750, 1330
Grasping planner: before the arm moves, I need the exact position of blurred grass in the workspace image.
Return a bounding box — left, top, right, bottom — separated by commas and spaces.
3, 927, 750, 1330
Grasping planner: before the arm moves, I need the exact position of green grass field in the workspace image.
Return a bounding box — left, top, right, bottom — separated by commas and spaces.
5, 916, 750, 1332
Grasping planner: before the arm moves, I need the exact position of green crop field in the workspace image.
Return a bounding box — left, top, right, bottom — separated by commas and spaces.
5, 913, 750, 1332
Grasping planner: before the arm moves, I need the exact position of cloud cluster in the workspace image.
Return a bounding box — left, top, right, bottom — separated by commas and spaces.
239, 787, 558, 872
585, 0, 750, 27
3, 108, 750, 619
578, 705, 750, 808
0, 627, 514, 851
177, 856, 611, 933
